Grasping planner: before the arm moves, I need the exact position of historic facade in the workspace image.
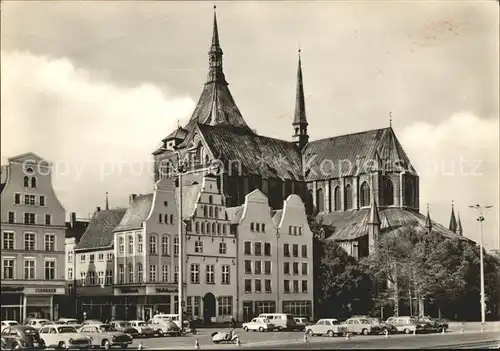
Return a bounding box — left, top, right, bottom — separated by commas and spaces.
0, 152, 67, 322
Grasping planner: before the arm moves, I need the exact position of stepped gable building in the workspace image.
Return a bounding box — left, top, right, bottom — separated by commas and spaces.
151, 8, 465, 256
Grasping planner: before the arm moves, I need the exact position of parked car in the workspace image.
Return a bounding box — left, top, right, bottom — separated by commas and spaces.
1, 321, 19, 332
108, 321, 138, 338
25, 319, 50, 331
417, 317, 448, 332
147, 319, 182, 337
242, 318, 275, 332
81, 320, 102, 326
58, 318, 82, 329
38, 324, 92, 349
342, 317, 376, 335
77, 324, 133, 349
126, 321, 154, 338
305, 319, 345, 337
257, 313, 296, 331
150, 314, 190, 330
386, 316, 430, 334
366, 318, 399, 335
1, 325, 45, 350
293, 317, 311, 331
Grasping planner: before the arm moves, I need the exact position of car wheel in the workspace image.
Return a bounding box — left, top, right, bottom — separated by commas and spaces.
276, 327, 283, 332
121, 344, 128, 348
404, 328, 411, 334
103, 339, 111, 350
13, 344, 21, 350
58, 341, 67, 350
362, 328, 369, 336
258, 327, 264, 332
243, 326, 249, 332
157, 329, 164, 337
306, 329, 314, 336
327, 330, 334, 337
382, 328, 389, 335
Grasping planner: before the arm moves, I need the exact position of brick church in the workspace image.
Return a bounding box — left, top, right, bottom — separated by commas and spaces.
152, 7, 466, 258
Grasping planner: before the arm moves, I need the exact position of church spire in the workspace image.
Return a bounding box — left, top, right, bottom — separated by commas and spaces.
292, 47, 309, 149
449, 200, 457, 233
206, 5, 227, 85
457, 212, 463, 236
425, 204, 432, 234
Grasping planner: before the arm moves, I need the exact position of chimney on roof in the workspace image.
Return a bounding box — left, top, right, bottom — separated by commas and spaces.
70, 212, 77, 228
96, 206, 101, 212
129, 194, 137, 205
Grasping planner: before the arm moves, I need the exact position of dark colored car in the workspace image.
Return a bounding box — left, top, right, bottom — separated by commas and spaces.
367, 318, 399, 335
1, 325, 45, 350
418, 317, 448, 332
108, 321, 139, 337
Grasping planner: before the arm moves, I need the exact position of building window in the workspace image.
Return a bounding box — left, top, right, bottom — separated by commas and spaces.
45, 260, 55, 280
302, 280, 308, 293
316, 188, 324, 212
264, 261, 271, 275
119, 264, 124, 284
262, 223, 266, 232
302, 263, 308, 275
137, 235, 143, 253
45, 234, 56, 251
80, 272, 87, 286
98, 253, 104, 261
244, 279, 252, 293
301, 245, 307, 258
187, 297, 193, 316
190, 264, 200, 284
293, 262, 299, 275
215, 207, 219, 218
212, 223, 216, 234
3, 232, 14, 250
194, 296, 201, 316
254, 261, 262, 275
383, 176, 394, 206
137, 263, 143, 283
174, 237, 179, 256
174, 266, 179, 283
265, 279, 272, 293
195, 222, 200, 233
14, 193, 21, 204
89, 271, 96, 285
284, 262, 290, 275
244, 241, 251, 255
25, 194, 36, 205
334, 186, 341, 211
344, 184, 353, 210
405, 178, 414, 207
119, 237, 125, 254
283, 301, 312, 318
162, 265, 169, 282
149, 265, 157, 282
284, 244, 290, 257
24, 176, 29, 187
128, 236, 134, 254
68, 267, 73, 280
223, 224, 227, 234
209, 206, 213, 218
255, 279, 262, 293
89, 254, 94, 263
206, 264, 215, 284
45, 214, 52, 225
150, 235, 157, 255
292, 244, 298, 257
3, 259, 14, 279
217, 296, 233, 316
106, 252, 113, 261
203, 206, 208, 217
360, 181, 370, 207
80, 254, 85, 263
24, 233, 35, 250
250, 223, 254, 232
24, 260, 35, 279
254, 242, 262, 256
159, 213, 162, 223
128, 263, 134, 283
31, 177, 37, 188
219, 242, 227, 254
255, 301, 276, 315
244, 260, 252, 274
162, 236, 169, 255
201, 222, 205, 234
207, 223, 211, 234
68, 251, 73, 263
170, 214, 174, 225
264, 242, 271, 256
221, 265, 230, 285
194, 240, 203, 253
40, 196, 46, 206
24, 213, 36, 224
256, 223, 260, 232
8, 212, 15, 223
293, 280, 299, 293
106, 270, 113, 285
98, 271, 104, 285
284, 280, 290, 293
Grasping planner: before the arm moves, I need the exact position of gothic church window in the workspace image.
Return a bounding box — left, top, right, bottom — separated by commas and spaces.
207, 223, 211, 234
201, 223, 205, 234
209, 195, 213, 204
215, 207, 219, 218
203, 206, 208, 217
31, 177, 37, 188
334, 186, 341, 211
360, 182, 370, 207
383, 176, 394, 206
344, 184, 353, 210
316, 188, 324, 213
405, 178, 414, 207
212, 223, 216, 234
24, 176, 29, 187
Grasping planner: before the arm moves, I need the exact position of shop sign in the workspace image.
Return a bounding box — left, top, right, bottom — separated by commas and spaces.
1, 286, 24, 293
115, 287, 145, 295
24, 287, 65, 295
146, 286, 178, 295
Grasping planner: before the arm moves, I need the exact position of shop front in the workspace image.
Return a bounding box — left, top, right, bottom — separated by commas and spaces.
113, 287, 144, 320
1, 286, 24, 322
24, 287, 65, 321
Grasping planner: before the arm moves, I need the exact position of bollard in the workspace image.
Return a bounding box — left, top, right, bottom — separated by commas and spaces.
441, 328, 445, 335
413, 329, 416, 336
303, 333, 308, 343
345, 332, 350, 340
194, 338, 200, 349
384, 329, 389, 338
138, 342, 144, 351
461, 328, 464, 334
481, 327, 484, 333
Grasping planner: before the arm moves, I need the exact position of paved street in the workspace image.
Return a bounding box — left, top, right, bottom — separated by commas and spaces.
124, 324, 500, 350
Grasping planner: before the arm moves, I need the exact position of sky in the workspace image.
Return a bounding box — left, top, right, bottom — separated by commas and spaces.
1, 1, 499, 250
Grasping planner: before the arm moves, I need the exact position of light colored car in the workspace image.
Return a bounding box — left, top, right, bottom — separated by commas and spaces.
150, 314, 190, 330
305, 319, 345, 337
386, 316, 429, 334
127, 321, 154, 338
77, 324, 133, 349
343, 317, 374, 335
258, 313, 296, 331
25, 319, 50, 330
58, 318, 82, 329
1, 321, 19, 332
38, 324, 92, 349
147, 319, 182, 337
81, 320, 102, 326
242, 318, 275, 332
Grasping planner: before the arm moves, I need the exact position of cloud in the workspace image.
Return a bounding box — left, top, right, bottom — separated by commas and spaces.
399, 112, 499, 250
1, 50, 195, 218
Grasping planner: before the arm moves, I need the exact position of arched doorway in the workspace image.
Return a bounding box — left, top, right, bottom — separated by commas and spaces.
203, 293, 216, 323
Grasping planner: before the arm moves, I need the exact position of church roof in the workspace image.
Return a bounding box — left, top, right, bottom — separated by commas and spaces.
303, 127, 417, 181
75, 208, 127, 251
114, 194, 154, 232
163, 127, 188, 142
319, 208, 471, 242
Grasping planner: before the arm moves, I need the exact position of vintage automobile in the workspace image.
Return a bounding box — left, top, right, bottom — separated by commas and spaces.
147, 319, 182, 337
1, 325, 45, 350
108, 321, 139, 338
77, 324, 133, 349
58, 318, 82, 329
25, 319, 50, 331
417, 317, 448, 332
211, 330, 239, 344
242, 318, 275, 332
386, 316, 431, 334
38, 324, 92, 349
305, 319, 345, 337
126, 321, 154, 338
293, 318, 311, 331
1, 321, 19, 332
81, 320, 102, 326
342, 317, 376, 335
366, 318, 399, 335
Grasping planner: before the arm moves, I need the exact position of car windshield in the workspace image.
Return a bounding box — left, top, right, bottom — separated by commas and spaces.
137, 322, 146, 326
360, 319, 370, 324
24, 328, 37, 335
99, 325, 114, 332
262, 319, 271, 323
58, 326, 77, 333
117, 322, 127, 327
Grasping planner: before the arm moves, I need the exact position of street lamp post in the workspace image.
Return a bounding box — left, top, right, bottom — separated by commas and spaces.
177, 155, 185, 331
469, 204, 493, 325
